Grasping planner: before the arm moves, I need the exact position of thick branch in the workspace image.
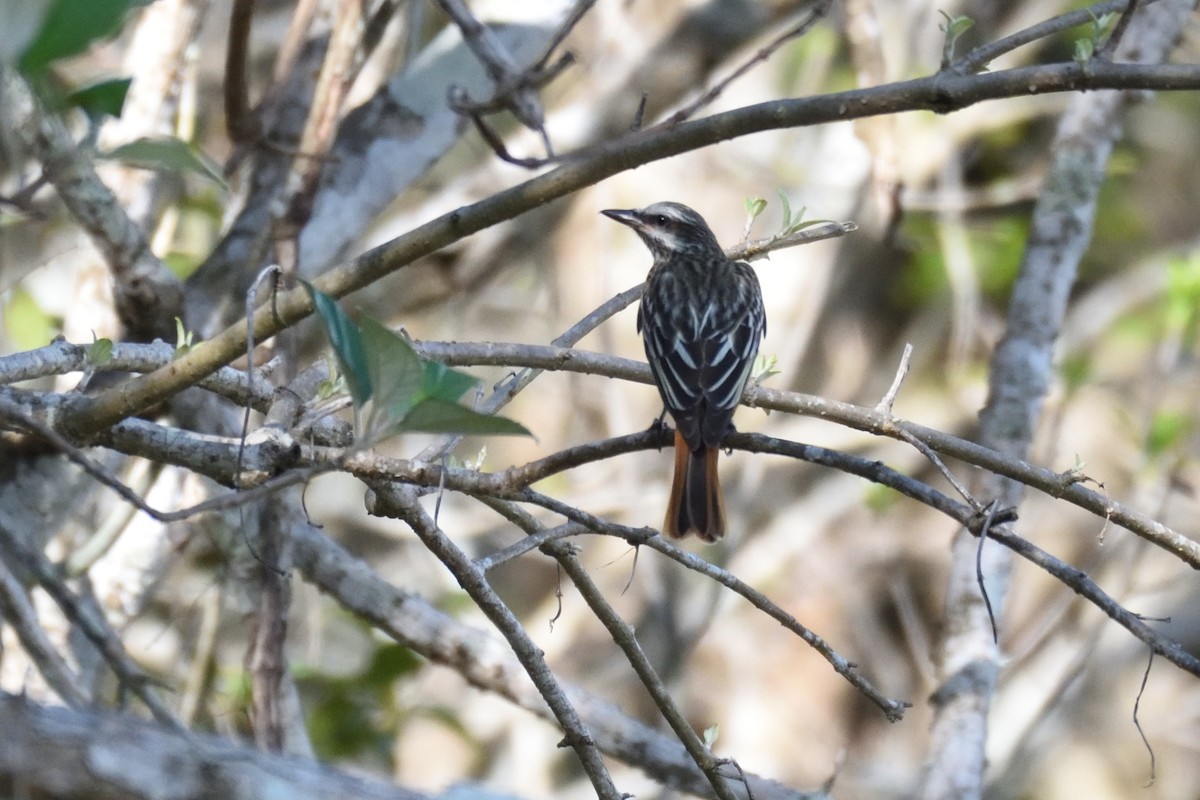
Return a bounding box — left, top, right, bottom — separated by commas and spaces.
60, 59, 1200, 435
922, 2, 1195, 797
0, 692, 432, 800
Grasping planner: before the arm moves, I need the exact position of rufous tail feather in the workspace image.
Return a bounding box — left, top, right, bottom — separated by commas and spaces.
663, 429, 726, 541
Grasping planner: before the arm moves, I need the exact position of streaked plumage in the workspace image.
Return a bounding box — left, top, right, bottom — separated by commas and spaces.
602, 201, 766, 541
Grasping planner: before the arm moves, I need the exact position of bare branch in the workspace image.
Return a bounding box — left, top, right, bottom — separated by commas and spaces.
224, 0, 261, 143
923, 2, 1195, 795
60, 59, 1200, 436
553, 543, 740, 800
290, 521, 811, 800
5, 74, 183, 342
437, 0, 568, 156
660, 0, 833, 126
483, 495, 740, 798
0, 557, 89, 708
951, 0, 1134, 73
0, 522, 181, 728
0, 692, 434, 800
382, 487, 623, 800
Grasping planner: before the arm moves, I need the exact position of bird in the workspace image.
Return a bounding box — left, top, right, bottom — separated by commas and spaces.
602, 201, 766, 542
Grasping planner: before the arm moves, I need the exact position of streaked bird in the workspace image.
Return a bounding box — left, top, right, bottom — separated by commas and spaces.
602, 202, 766, 541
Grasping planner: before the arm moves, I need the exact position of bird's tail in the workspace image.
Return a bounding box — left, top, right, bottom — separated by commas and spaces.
663, 429, 725, 542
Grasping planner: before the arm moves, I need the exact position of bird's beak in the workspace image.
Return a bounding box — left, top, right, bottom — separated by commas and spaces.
601, 208, 641, 229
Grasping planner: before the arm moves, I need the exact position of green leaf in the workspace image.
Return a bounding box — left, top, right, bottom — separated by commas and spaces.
316, 377, 338, 401
97, 137, 226, 187
744, 196, 767, 220
395, 397, 530, 436
359, 315, 423, 436
937, 10, 974, 65
174, 317, 194, 355
421, 360, 478, 403
303, 295, 529, 441
1062, 454, 1087, 482
938, 11, 974, 39
67, 77, 131, 120
302, 280, 371, 407
19, 0, 143, 72
703, 724, 720, 748
1089, 10, 1117, 41
784, 207, 814, 235
752, 353, 780, 383
776, 189, 793, 231
1073, 37, 1094, 66
86, 334, 113, 367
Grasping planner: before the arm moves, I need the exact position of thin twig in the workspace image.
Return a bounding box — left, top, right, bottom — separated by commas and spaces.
437, 0, 564, 155
1133, 648, 1156, 786
475, 493, 742, 798
552, 543, 740, 800
0, 521, 182, 728
952, 0, 1134, 73
475, 521, 590, 571
1100, 0, 1142, 59
9, 326, 1198, 577
0, 340, 278, 409
660, 0, 833, 127
289, 522, 808, 799
973, 500, 1001, 643
388, 488, 622, 800
890, 425, 982, 510
239, 264, 283, 492
0, 555, 90, 707
0, 398, 324, 523
876, 342, 913, 415
497, 483, 910, 721
531, 0, 600, 73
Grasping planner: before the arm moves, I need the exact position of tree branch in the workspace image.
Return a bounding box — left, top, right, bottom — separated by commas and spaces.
0, 692, 435, 800
59, 59, 1200, 436
922, 2, 1195, 796
0, 522, 180, 728
383, 487, 623, 800
5, 72, 183, 342
290, 520, 812, 800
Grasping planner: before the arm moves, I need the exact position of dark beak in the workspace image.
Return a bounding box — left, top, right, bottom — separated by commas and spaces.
601, 208, 641, 228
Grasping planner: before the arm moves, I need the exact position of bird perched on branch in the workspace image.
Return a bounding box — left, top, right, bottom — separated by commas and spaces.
602, 202, 766, 542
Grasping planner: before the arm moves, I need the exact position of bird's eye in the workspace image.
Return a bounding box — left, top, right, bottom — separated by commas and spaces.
654, 214, 670, 226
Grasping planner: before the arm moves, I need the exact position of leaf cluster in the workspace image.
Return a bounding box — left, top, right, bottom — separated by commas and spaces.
302, 281, 529, 443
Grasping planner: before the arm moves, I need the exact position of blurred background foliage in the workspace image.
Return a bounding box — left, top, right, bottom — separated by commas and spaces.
3, 0, 1200, 798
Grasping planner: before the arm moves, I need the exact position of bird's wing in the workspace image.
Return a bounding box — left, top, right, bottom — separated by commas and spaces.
640, 265, 765, 448
640, 273, 705, 415
696, 266, 765, 444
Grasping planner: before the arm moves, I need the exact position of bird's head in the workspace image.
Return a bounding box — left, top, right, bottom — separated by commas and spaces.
601, 201, 722, 260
